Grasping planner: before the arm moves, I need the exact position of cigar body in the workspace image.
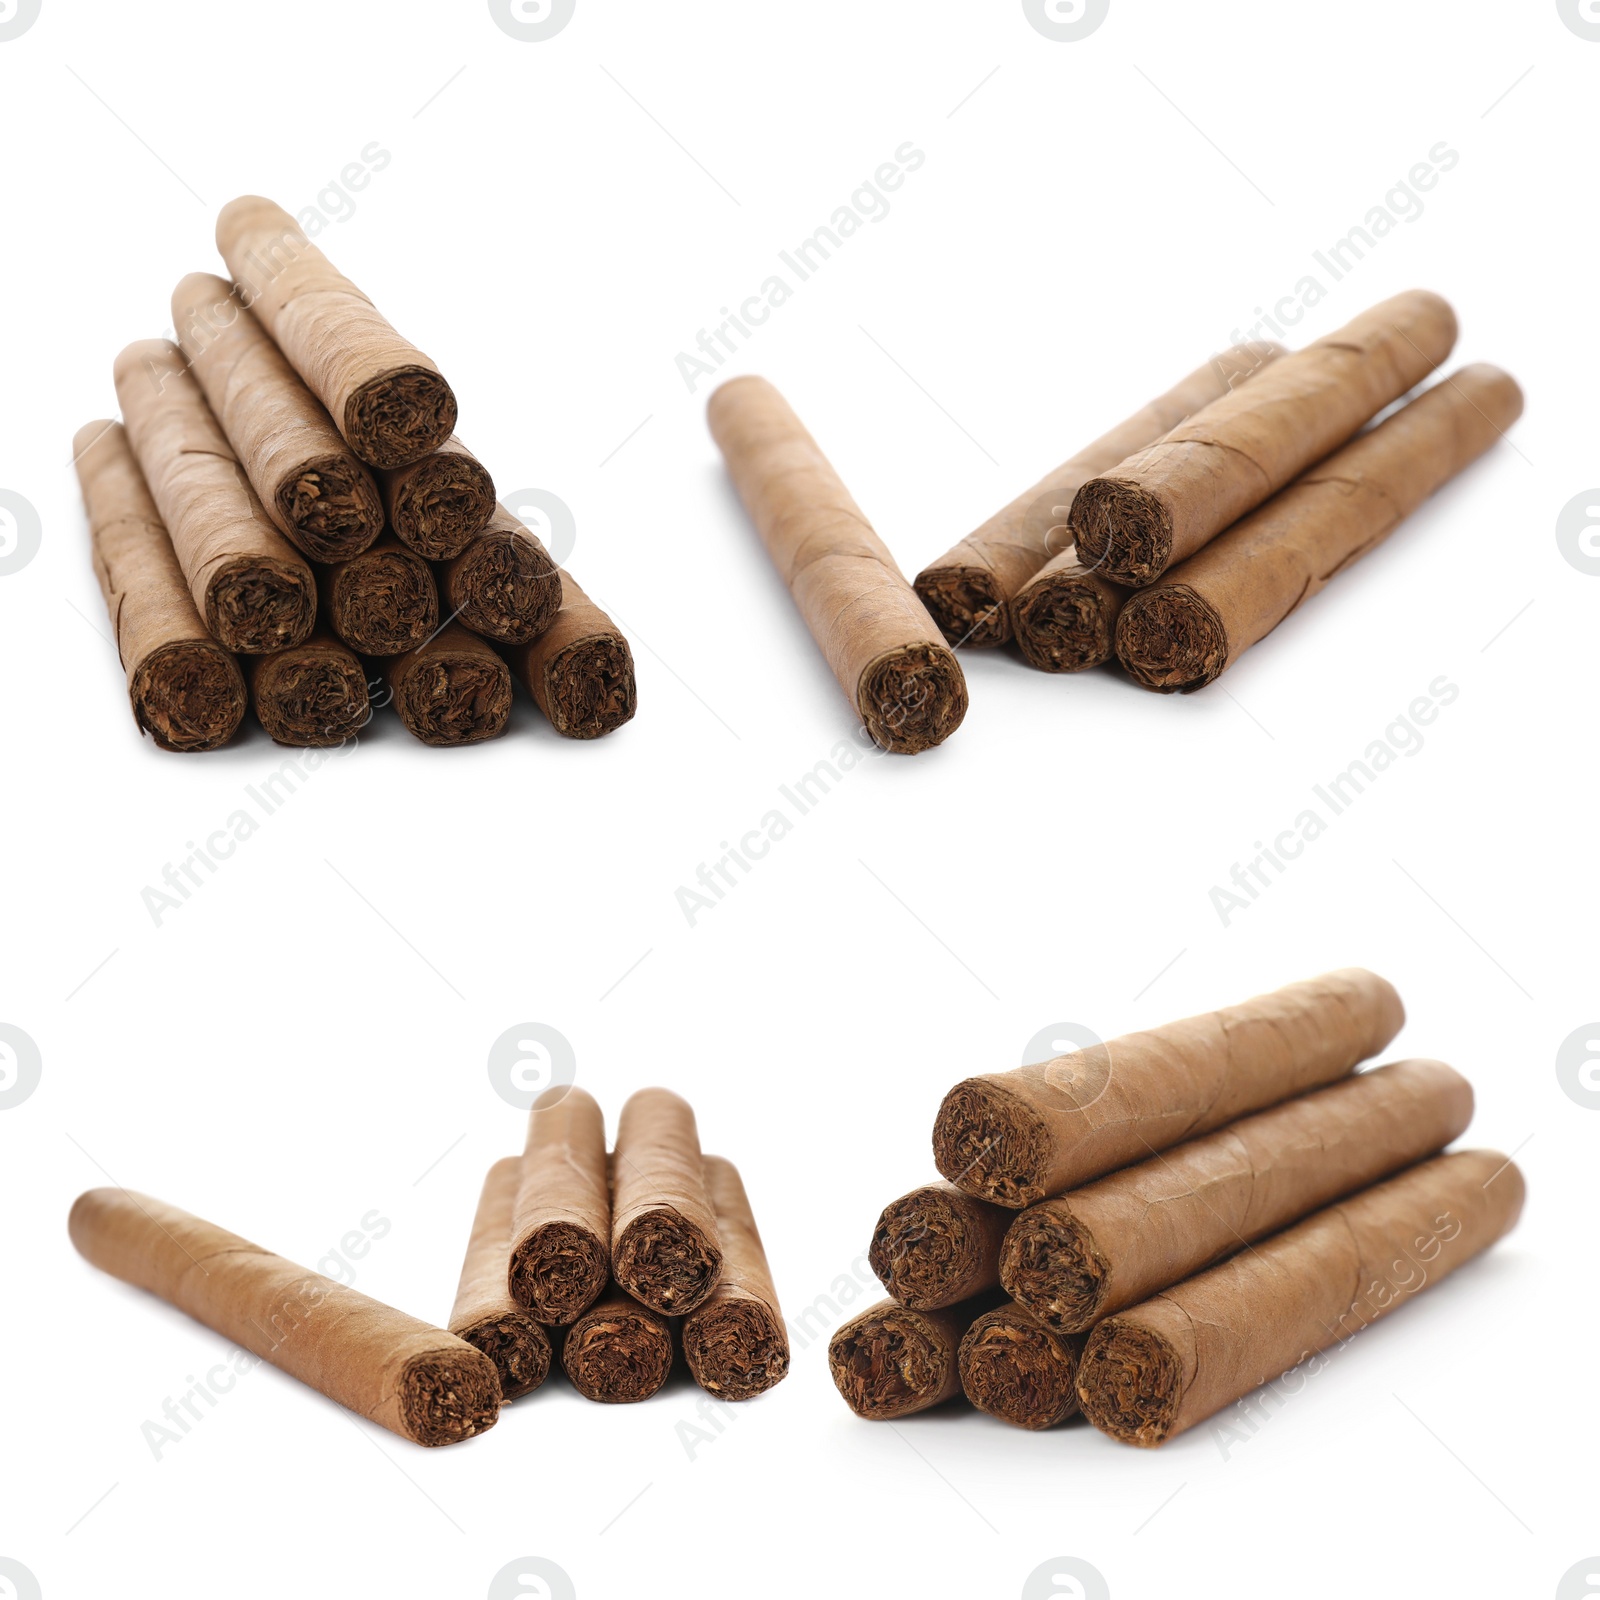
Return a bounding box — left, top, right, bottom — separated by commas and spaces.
246, 628, 369, 747
933, 969, 1405, 1207
378, 436, 496, 559
114, 340, 317, 653
172, 273, 383, 562
69, 1188, 500, 1446
915, 342, 1284, 647
828, 1292, 1004, 1419
1001, 1059, 1474, 1333
505, 571, 637, 739
1116, 364, 1525, 691
958, 1302, 1085, 1430
217, 195, 456, 469
561, 1290, 675, 1402
1009, 553, 1130, 672
320, 537, 439, 657
438, 503, 561, 645
868, 1180, 1011, 1310
384, 622, 512, 746
75, 421, 246, 751
683, 1156, 789, 1399
448, 1157, 553, 1400
1071, 291, 1459, 585
1075, 1150, 1525, 1446
707, 375, 967, 754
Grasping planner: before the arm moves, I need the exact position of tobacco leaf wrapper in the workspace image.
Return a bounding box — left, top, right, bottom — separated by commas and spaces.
1075, 1149, 1525, 1446
958, 1302, 1085, 1430
868, 1180, 1011, 1310
561, 1290, 675, 1403
682, 1156, 789, 1399
508, 1086, 611, 1326
1001, 1058, 1473, 1334
612, 1087, 723, 1315
172, 272, 383, 562
115, 339, 317, 653
707, 375, 967, 754
828, 1292, 1004, 1419
74, 421, 246, 751
440, 502, 562, 645
1071, 290, 1460, 585
69, 1188, 500, 1446
448, 1157, 553, 1400
320, 536, 439, 657
505, 571, 637, 739
378, 436, 496, 559
1116, 364, 1525, 691
933, 968, 1405, 1207
216, 195, 457, 469
246, 628, 368, 747
916, 341, 1285, 647
384, 622, 512, 746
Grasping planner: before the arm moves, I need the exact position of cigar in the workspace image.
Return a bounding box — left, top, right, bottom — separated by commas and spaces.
868, 1180, 1010, 1310
828, 1292, 1003, 1419
320, 537, 439, 657
560, 1290, 675, 1403
933, 968, 1404, 1207
915, 342, 1285, 648
69, 1187, 500, 1446
377, 437, 496, 559
448, 1157, 554, 1401
1071, 290, 1460, 586
73, 421, 246, 752
1009, 554, 1130, 673
1001, 1059, 1473, 1334
217, 196, 457, 470
1074, 1149, 1525, 1447
171, 273, 384, 562
707, 375, 967, 754
504, 571, 637, 740
246, 628, 369, 747
114, 339, 317, 654
1116, 364, 1525, 691
438, 502, 561, 646
508, 1086, 611, 1327
958, 1302, 1085, 1430
384, 622, 513, 746
682, 1156, 789, 1399
612, 1088, 723, 1315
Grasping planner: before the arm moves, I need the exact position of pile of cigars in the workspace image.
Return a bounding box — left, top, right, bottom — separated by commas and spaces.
75, 195, 636, 753
709, 291, 1522, 754
69, 1087, 786, 1447
828, 969, 1525, 1446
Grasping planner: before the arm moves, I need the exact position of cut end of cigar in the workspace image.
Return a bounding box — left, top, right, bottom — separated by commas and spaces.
543, 634, 638, 739
386, 447, 497, 560
277, 456, 384, 563
455, 1312, 553, 1402
683, 1298, 791, 1400
207, 557, 317, 655
1075, 1317, 1183, 1447
869, 1188, 987, 1310
508, 1221, 611, 1327
958, 1305, 1082, 1430
252, 646, 369, 747
451, 530, 562, 645
131, 641, 247, 752
1115, 586, 1228, 693
343, 367, 458, 471
999, 1202, 1109, 1334
562, 1297, 675, 1403
328, 546, 439, 656
393, 651, 512, 746
828, 1304, 955, 1420
1070, 477, 1173, 589
932, 1079, 1052, 1209
614, 1207, 723, 1315
396, 1346, 502, 1446
858, 642, 968, 755
912, 565, 1010, 649
1011, 571, 1119, 673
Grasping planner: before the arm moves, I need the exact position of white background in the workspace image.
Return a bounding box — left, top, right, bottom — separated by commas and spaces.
1, 2, 1594, 1597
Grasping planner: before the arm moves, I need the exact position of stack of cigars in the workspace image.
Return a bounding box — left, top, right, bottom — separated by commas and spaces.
74, 195, 636, 754
829, 969, 1525, 1446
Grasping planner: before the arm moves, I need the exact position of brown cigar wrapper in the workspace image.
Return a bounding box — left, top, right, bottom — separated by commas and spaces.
1075, 1149, 1525, 1446
1002, 1059, 1473, 1333
384, 621, 512, 746
958, 1302, 1085, 1430
868, 1179, 1011, 1310
1072, 290, 1460, 585
69, 1188, 499, 1446
378, 436, 496, 559
74, 421, 246, 752
916, 341, 1285, 648
504, 571, 638, 739
707, 375, 967, 754
829, 1291, 1006, 1419
246, 627, 369, 747
561, 1289, 675, 1403
1116, 364, 1525, 691
683, 1156, 789, 1399
319, 536, 439, 657
934, 968, 1405, 1207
